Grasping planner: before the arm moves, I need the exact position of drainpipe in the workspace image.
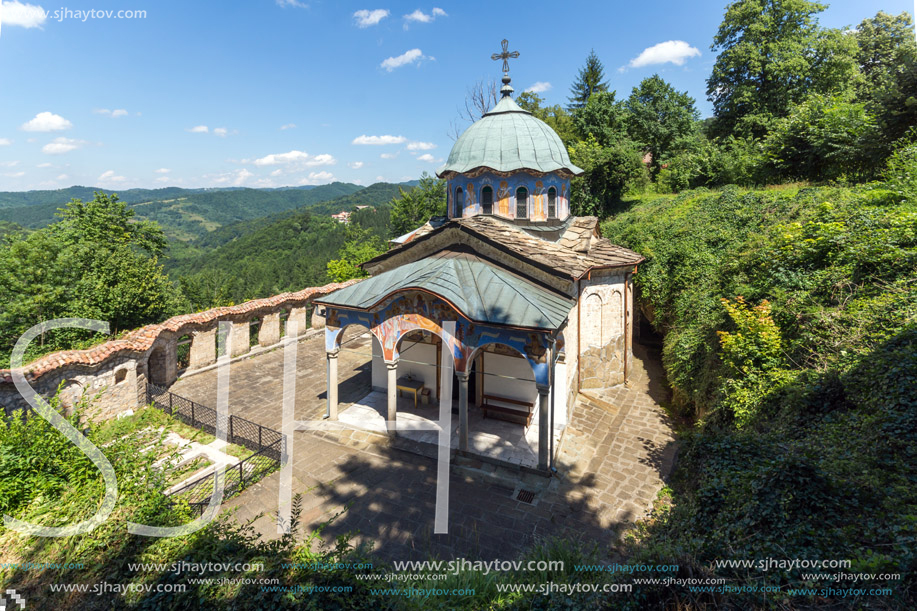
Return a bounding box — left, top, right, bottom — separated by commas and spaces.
549, 334, 557, 473
576, 277, 582, 392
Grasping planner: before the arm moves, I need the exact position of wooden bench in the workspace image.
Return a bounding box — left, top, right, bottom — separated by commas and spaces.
480, 394, 534, 427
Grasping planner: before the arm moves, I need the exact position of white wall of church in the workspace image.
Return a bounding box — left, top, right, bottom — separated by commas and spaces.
480, 351, 537, 406
552, 360, 568, 428
371, 337, 385, 392
396, 340, 439, 399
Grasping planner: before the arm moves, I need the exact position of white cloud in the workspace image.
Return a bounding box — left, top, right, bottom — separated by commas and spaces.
252, 150, 336, 167
21, 112, 72, 132
299, 171, 334, 185
0, 160, 20, 167
154, 168, 170, 174
380, 152, 398, 159
155, 176, 169, 183
348, 161, 364, 169
270, 169, 283, 177
353, 9, 389, 28
626, 40, 701, 69
280, 123, 296, 130
525, 81, 552, 94
36, 162, 52, 168
2, 171, 25, 178
417, 153, 442, 163
233, 169, 253, 185
188, 125, 209, 133
42, 137, 83, 154
380, 49, 427, 71
94, 108, 129, 118
406, 141, 435, 151
213, 127, 228, 137
56, 174, 69, 181
404, 9, 432, 23
211, 169, 254, 186
2, 1, 47, 28
352, 134, 406, 145
375, 175, 385, 181
404, 8, 446, 26
98, 170, 126, 183
275, 0, 307, 7
0, 138, 12, 146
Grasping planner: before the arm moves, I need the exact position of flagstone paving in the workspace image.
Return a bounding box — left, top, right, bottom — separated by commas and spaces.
169, 329, 677, 561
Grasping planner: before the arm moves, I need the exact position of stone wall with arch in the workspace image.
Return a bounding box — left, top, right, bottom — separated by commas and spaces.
577, 272, 629, 391
0, 280, 358, 421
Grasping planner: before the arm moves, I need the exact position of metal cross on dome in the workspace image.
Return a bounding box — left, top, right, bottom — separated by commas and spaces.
491, 39, 519, 75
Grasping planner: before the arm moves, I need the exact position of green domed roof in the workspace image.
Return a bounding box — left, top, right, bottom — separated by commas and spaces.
436, 95, 583, 177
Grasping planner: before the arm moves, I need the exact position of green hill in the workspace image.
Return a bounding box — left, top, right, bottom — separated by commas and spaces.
0, 182, 364, 240
600, 184, 916, 604
167, 182, 400, 308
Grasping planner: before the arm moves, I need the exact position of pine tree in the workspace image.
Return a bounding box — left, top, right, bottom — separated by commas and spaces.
568, 50, 609, 110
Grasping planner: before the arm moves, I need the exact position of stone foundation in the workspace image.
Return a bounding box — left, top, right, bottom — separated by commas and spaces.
579, 335, 626, 390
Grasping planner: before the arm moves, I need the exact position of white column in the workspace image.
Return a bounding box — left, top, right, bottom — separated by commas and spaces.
327, 350, 339, 420
537, 385, 550, 471
457, 370, 469, 451
386, 361, 398, 436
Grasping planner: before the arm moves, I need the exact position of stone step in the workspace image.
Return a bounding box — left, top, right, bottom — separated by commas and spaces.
575, 391, 620, 415
451, 454, 552, 493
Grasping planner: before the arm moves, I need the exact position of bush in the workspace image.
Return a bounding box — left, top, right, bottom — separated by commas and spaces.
602, 182, 917, 607
569, 135, 648, 216
762, 94, 883, 182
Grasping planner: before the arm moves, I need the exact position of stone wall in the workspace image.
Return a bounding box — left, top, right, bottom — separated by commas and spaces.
0, 280, 358, 420
574, 270, 630, 392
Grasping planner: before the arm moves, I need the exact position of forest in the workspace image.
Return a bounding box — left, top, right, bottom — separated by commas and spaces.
0, 1, 915, 608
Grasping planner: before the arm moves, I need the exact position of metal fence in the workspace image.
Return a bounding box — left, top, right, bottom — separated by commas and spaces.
166, 441, 282, 516
145, 383, 285, 515
146, 383, 282, 460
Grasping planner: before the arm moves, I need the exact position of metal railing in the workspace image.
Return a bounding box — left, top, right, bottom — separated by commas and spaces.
166, 440, 282, 516
146, 383, 282, 460
145, 383, 285, 515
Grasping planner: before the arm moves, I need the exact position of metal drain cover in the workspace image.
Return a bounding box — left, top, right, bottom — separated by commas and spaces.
516, 489, 536, 504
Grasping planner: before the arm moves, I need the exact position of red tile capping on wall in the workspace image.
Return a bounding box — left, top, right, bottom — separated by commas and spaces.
0, 279, 361, 383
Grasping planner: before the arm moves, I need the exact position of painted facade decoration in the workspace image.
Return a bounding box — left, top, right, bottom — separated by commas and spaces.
324, 290, 552, 387
447, 170, 570, 222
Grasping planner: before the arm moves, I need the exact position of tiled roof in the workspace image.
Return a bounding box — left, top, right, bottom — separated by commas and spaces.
317, 250, 573, 330
366, 216, 644, 280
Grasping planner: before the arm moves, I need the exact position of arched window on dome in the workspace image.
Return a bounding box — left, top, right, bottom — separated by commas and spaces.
481, 186, 493, 215
516, 187, 528, 219
454, 187, 464, 218
547, 187, 557, 219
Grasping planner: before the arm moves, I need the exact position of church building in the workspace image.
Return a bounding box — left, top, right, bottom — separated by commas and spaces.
314, 42, 643, 474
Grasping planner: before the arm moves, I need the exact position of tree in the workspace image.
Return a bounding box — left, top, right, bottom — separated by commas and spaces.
568, 49, 609, 110
625, 75, 700, 173
707, 0, 857, 139
572, 91, 629, 147
762, 93, 882, 182
0, 192, 180, 364
516, 92, 578, 146
853, 12, 917, 148
569, 136, 648, 217
450, 79, 499, 139
327, 224, 384, 282
389, 172, 447, 237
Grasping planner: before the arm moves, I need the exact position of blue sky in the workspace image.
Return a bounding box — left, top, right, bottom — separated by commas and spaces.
0, 0, 913, 191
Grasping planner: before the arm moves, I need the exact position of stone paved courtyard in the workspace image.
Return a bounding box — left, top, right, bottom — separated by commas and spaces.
170, 328, 677, 561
